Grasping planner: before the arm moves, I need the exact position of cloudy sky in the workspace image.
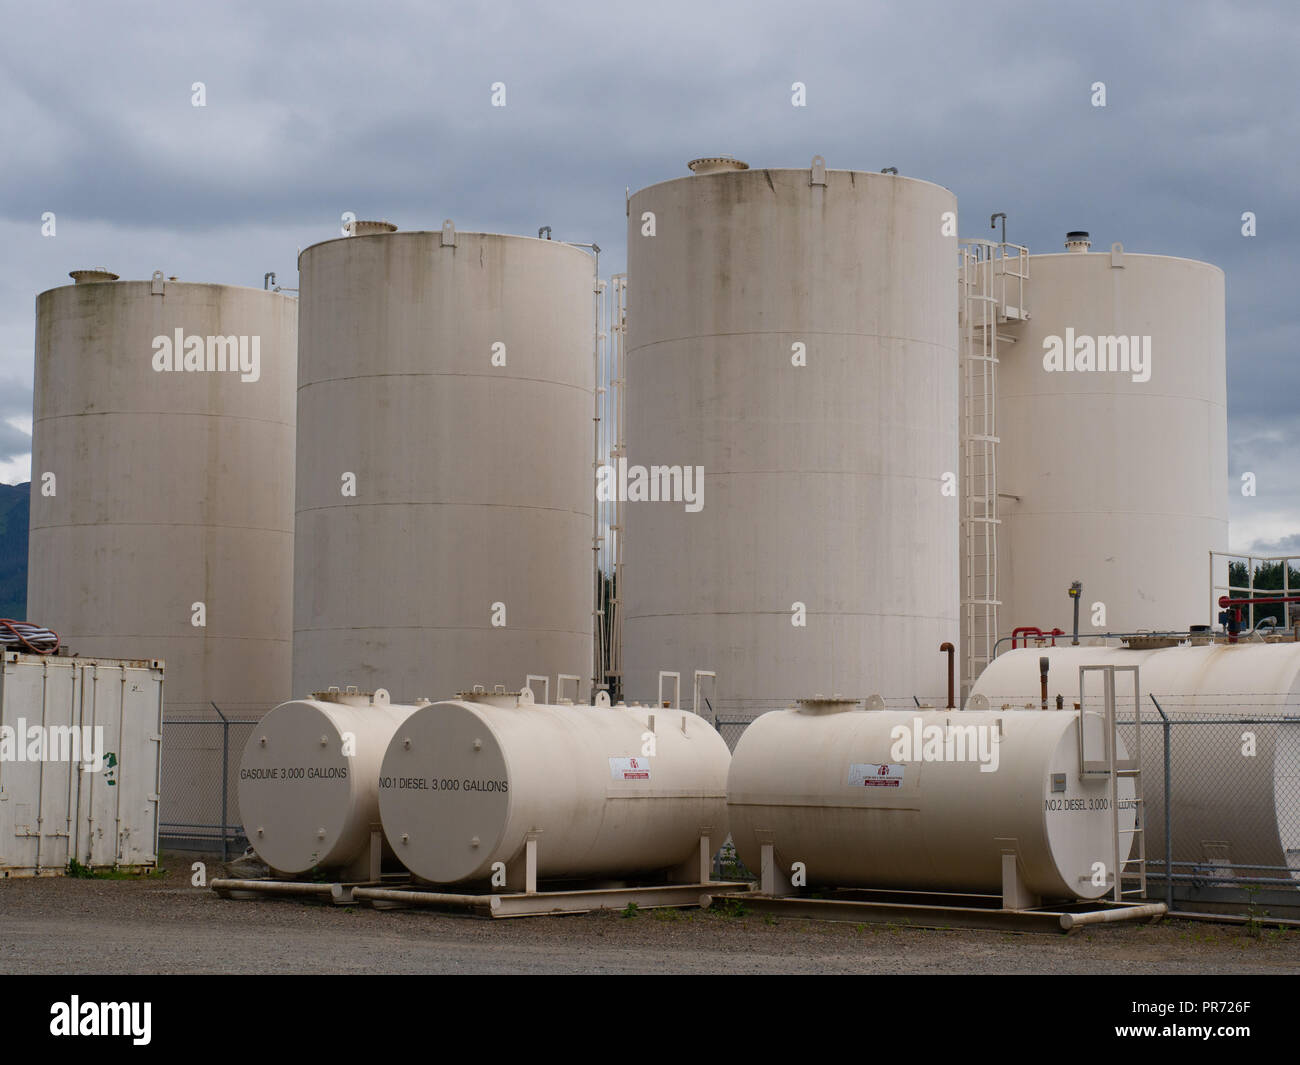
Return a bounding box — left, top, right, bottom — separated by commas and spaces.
1, 0, 1296, 552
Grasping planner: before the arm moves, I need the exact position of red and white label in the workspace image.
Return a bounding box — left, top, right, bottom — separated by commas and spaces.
847, 762, 904, 787
609, 756, 651, 781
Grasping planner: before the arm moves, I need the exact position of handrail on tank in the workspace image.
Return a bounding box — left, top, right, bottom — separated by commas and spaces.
993, 629, 1213, 659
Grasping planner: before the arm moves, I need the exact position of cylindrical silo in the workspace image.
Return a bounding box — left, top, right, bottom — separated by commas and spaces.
992, 236, 1227, 648
238, 687, 425, 877
293, 226, 594, 704
973, 643, 1300, 885
727, 699, 1135, 900
378, 688, 731, 884
622, 159, 960, 711
28, 270, 297, 828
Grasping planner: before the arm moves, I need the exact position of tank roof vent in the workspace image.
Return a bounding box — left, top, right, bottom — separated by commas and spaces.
1065, 230, 1091, 252
312, 687, 379, 706
457, 688, 524, 708
795, 695, 861, 713
345, 219, 398, 237
687, 156, 749, 175
69, 268, 119, 284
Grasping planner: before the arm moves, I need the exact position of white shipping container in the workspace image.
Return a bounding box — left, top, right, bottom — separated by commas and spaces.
0, 651, 164, 877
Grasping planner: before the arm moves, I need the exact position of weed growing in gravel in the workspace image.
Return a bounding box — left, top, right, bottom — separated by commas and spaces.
1242, 887, 1271, 938
64, 859, 164, 880
651, 907, 684, 922
621, 902, 640, 919
712, 897, 750, 919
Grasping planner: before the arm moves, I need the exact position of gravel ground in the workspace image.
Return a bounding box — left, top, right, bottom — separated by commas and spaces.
2, 852, 1298, 975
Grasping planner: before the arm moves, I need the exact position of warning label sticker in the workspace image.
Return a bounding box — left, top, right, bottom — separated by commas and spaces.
609, 756, 651, 781
847, 763, 904, 787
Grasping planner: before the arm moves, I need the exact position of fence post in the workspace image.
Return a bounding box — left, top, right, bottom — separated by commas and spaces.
212, 701, 229, 862
1150, 695, 1172, 912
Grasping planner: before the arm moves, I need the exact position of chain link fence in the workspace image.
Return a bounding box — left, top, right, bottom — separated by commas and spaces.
160, 695, 1299, 921
1118, 701, 1299, 919
159, 708, 260, 860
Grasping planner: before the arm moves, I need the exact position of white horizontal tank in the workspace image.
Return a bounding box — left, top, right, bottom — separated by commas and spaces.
992, 234, 1227, 647
378, 688, 731, 885
293, 224, 595, 703
727, 698, 1135, 900
238, 687, 426, 877
973, 643, 1300, 881
622, 158, 960, 709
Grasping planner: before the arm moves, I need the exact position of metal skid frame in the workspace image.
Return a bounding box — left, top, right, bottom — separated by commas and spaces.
729, 839, 1167, 935
212, 831, 747, 918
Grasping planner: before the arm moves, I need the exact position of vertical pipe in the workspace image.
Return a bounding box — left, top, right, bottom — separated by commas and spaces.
115, 668, 126, 863
85, 666, 98, 864
213, 700, 228, 862
35, 658, 49, 873
1150, 695, 1173, 912
222, 719, 229, 862
940, 642, 955, 708
595, 270, 603, 696
152, 667, 162, 866
1038, 656, 1049, 710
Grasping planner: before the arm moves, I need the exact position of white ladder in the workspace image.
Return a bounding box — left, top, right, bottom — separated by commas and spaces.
958, 241, 1029, 690
1078, 665, 1147, 902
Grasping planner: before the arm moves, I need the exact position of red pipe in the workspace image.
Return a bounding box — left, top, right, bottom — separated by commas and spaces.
1218, 594, 1300, 644
1011, 626, 1065, 649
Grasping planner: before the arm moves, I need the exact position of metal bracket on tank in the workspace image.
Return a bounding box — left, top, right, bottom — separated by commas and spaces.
1110, 242, 1125, 268
524, 674, 550, 703
671, 832, 717, 883
809, 155, 827, 187
996, 843, 1040, 910
150, 270, 165, 295
692, 670, 717, 718
504, 835, 540, 894
759, 842, 795, 897
440, 219, 456, 247
657, 671, 681, 709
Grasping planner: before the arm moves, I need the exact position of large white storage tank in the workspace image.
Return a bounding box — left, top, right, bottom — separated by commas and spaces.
28, 270, 297, 829
973, 643, 1300, 884
622, 158, 960, 710
727, 698, 1135, 900
992, 235, 1227, 646
293, 225, 594, 704
378, 688, 730, 885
